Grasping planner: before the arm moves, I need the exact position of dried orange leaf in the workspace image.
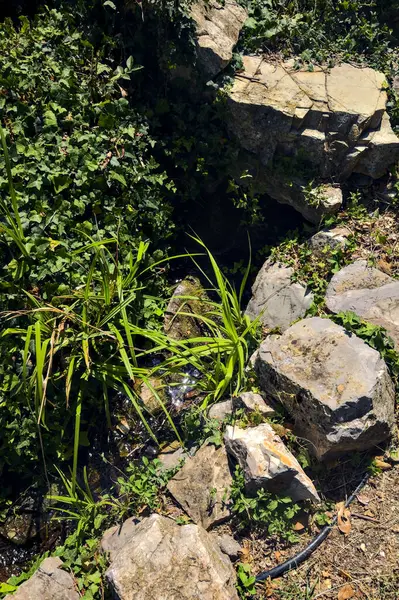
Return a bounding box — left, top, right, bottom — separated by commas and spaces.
374, 458, 391, 470
336, 501, 351, 535
293, 521, 305, 531
338, 583, 355, 600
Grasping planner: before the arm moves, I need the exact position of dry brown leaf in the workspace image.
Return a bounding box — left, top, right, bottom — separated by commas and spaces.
374, 457, 391, 470
293, 521, 305, 531
274, 551, 282, 561
378, 259, 392, 274
356, 494, 370, 505
322, 570, 331, 578
336, 501, 352, 535
338, 583, 355, 600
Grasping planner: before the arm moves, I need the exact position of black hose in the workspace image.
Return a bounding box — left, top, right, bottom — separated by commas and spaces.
255, 472, 370, 581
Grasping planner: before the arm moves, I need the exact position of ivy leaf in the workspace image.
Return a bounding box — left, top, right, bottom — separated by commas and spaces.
50, 174, 72, 193
44, 110, 58, 128
109, 171, 127, 187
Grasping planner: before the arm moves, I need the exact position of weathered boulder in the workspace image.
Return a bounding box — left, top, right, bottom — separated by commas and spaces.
105, 514, 239, 600
4, 557, 79, 600
255, 317, 395, 459
245, 259, 314, 330
158, 443, 187, 471
102, 518, 141, 560
224, 423, 320, 502
167, 444, 232, 529
308, 226, 351, 255
208, 398, 234, 422
190, 0, 247, 80
232, 391, 276, 417
215, 533, 242, 560
227, 58, 399, 221
325, 260, 399, 349
164, 277, 210, 341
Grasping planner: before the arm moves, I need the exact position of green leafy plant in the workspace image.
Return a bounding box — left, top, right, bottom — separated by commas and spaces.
230, 465, 301, 543
236, 563, 257, 598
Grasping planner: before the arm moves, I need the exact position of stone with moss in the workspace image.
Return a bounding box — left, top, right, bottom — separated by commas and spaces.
164, 276, 211, 341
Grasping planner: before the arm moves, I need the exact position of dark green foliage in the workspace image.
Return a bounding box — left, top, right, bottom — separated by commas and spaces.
0, 7, 174, 300
230, 465, 301, 543
238, 0, 393, 67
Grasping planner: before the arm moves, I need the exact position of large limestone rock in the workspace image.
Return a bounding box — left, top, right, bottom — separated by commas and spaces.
225, 423, 319, 502
255, 317, 395, 459
325, 259, 399, 349
4, 557, 79, 600
105, 514, 239, 600
245, 259, 314, 330
167, 444, 232, 529
227, 58, 399, 221
190, 0, 247, 80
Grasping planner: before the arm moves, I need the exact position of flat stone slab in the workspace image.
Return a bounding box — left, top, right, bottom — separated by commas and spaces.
167, 444, 233, 529
224, 423, 320, 502
226, 59, 399, 220
255, 317, 395, 459
245, 259, 314, 331
325, 259, 399, 349
105, 514, 239, 600
4, 557, 79, 600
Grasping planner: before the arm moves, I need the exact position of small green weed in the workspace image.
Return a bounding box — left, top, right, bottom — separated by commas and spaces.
236, 563, 257, 598
230, 466, 301, 543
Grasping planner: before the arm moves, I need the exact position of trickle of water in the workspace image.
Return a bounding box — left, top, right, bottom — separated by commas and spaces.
167, 366, 201, 408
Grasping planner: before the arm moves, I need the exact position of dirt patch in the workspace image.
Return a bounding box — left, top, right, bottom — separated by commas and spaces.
246, 464, 399, 599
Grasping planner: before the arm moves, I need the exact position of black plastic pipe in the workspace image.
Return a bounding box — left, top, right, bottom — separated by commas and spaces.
255, 473, 370, 581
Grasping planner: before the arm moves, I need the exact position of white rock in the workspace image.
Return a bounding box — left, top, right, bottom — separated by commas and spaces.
4, 557, 79, 600
105, 514, 239, 600
224, 423, 320, 502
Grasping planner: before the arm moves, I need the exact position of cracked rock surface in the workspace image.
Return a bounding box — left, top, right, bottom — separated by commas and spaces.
245, 259, 314, 330
190, 0, 247, 80
255, 317, 395, 459
227, 58, 399, 220
325, 259, 399, 350
105, 514, 239, 600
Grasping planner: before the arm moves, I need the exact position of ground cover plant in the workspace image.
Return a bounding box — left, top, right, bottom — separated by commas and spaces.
1, 0, 399, 599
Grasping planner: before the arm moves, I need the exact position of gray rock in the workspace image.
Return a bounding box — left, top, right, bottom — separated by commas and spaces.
215, 533, 242, 560
224, 423, 320, 502
190, 0, 247, 80
101, 518, 141, 561
245, 259, 314, 331
4, 557, 79, 600
167, 444, 232, 529
255, 317, 395, 460
227, 58, 399, 221
208, 399, 234, 422
308, 226, 351, 255
158, 445, 187, 472
233, 391, 276, 417
105, 514, 239, 600
325, 260, 399, 349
